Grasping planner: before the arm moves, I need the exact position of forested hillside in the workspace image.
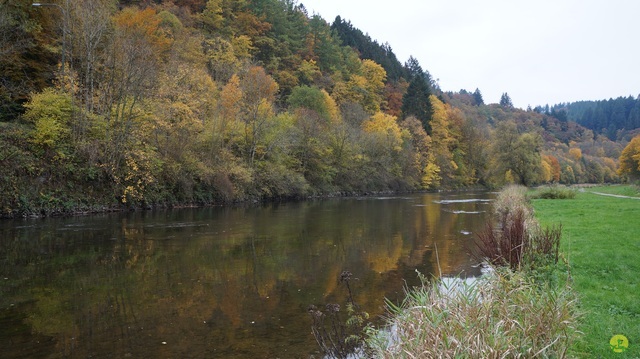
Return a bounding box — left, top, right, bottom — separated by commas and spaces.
541, 96, 640, 141
0, 0, 635, 217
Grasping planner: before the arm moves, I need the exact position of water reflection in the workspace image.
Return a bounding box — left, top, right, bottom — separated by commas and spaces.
0, 192, 493, 358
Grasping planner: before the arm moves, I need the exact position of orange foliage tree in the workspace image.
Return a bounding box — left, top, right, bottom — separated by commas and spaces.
618, 135, 640, 180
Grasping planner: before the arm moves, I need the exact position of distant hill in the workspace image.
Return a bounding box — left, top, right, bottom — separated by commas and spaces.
538, 96, 640, 141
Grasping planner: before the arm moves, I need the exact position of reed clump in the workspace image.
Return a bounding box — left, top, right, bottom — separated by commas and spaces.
367, 269, 579, 358
475, 185, 561, 271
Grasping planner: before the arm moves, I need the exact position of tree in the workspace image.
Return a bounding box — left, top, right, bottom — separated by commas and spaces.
543, 154, 561, 183
401, 56, 433, 133
362, 112, 405, 154
472, 88, 484, 106
236, 66, 279, 166
618, 135, 640, 180
499, 92, 513, 108
493, 120, 543, 186
331, 59, 387, 115
68, 0, 116, 139
23, 88, 74, 160
360, 59, 387, 113
429, 96, 456, 184
382, 79, 408, 117
399, 116, 438, 189
361, 112, 409, 182
99, 7, 172, 171
288, 85, 338, 123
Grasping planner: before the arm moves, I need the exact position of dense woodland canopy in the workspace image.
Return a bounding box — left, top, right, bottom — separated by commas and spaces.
540, 96, 640, 141
1, 0, 638, 217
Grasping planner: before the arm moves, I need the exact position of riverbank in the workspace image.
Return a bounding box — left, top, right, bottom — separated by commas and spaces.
365, 186, 580, 357
532, 185, 640, 357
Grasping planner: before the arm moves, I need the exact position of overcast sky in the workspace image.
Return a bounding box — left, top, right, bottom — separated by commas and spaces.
299, 0, 640, 108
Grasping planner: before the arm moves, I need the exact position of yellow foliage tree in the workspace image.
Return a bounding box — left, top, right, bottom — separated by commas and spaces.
429, 95, 465, 185
362, 112, 406, 153
422, 162, 441, 189
322, 89, 340, 124
618, 135, 640, 180
219, 74, 242, 128
23, 88, 74, 160
331, 59, 387, 114
540, 158, 553, 183
568, 147, 582, 161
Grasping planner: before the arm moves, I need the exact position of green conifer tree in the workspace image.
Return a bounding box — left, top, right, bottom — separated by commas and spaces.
401, 56, 433, 133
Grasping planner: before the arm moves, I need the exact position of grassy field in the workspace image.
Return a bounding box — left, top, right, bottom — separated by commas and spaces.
532, 186, 640, 357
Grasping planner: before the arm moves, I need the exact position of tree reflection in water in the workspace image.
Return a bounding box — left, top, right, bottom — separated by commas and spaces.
0, 192, 493, 358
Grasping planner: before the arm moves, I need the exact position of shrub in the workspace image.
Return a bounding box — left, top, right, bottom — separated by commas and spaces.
530, 186, 576, 199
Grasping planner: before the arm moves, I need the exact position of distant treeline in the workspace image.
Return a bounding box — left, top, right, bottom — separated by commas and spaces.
535, 96, 640, 140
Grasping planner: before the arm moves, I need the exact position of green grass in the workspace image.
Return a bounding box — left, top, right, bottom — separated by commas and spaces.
583, 184, 640, 198
532, 187, 640, 358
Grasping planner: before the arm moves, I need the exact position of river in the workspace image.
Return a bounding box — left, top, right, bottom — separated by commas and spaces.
0, 192, 493, 358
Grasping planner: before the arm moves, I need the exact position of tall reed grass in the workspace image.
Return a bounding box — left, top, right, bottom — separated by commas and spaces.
475, 185, 561, 271
367, 269, 579, 358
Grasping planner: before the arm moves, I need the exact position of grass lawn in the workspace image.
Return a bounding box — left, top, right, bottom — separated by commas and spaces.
532, 187, 640, 358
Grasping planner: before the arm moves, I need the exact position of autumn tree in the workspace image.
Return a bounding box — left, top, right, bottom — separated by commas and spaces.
542, 154, 561, 183
618, 135, 640, 180
399, 116, 438, 188
23, 88, 74, 161
493, 120, 543, 186
289, 108, 333, 189
198, 0, 273, 84
382, 79, 408, 117
144, 24, 217, 193
92, 7, 173, 201
361, 112, 409, 184
288, 85, 338, 123
332, 59, 387, 115
428, 95, 475, 187
235, 66, 279, 166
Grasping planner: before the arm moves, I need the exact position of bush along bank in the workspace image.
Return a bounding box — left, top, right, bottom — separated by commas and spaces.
365, 185, 581, 358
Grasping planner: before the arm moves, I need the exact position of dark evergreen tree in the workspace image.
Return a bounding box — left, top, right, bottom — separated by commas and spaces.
472, 88, 484, 106
330, 16, 407, 80
550, 108, 568, 122
499, 92, 513, 108
401, 56, 433, 133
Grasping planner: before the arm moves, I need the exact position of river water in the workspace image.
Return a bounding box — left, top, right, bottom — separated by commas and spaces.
0, 192, 493, 358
